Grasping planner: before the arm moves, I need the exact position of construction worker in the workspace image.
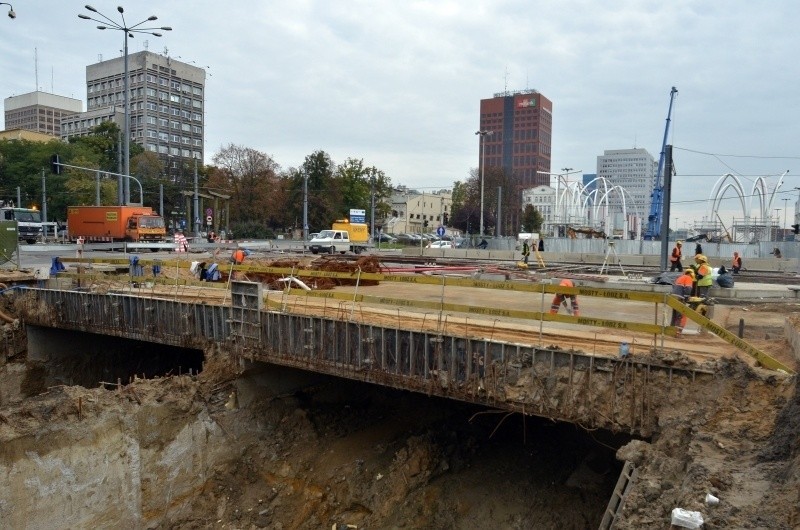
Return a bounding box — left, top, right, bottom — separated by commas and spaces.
521, 239, 531, 264
671, 269, 695, 329
731, 251, 742, 274
669, 240, 683, 271
550, 278, 579, 316
694, 254, 713, 297
231, 248, 246, 265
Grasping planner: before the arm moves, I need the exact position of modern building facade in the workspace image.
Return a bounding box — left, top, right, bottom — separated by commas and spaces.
596, 148, 656, 221
478, 89, 553, 188
85, 51, 206, 179
4, 91, 82, 136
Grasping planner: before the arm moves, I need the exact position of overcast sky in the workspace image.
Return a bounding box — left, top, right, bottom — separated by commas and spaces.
2, 1, 799, 226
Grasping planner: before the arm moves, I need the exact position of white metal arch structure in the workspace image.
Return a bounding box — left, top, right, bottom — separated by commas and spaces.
710, 171, 787, 221
582, 176, 611, 229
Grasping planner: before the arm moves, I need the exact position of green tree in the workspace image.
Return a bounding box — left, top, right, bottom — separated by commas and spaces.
290, 150, 337, 232
521, 204, 544, 233
449, 174, 480, 234
69, 120, 120, 173
365, 165, 392, 227
211, 143, 280, 226
333, 158, 392, 228
335, 158, 371, 216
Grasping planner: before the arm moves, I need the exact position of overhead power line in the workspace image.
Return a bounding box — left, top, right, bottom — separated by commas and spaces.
674, 146, 800, 160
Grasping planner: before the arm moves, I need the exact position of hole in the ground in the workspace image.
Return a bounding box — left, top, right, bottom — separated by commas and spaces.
241, 370, 641, 527
26, 325, 203, 388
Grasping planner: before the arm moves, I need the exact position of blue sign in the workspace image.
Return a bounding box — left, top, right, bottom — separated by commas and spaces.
350, 208, 366, 223
436, 225, 446, 237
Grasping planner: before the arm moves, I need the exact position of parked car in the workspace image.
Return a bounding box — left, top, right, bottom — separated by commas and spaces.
376, 233, 396, 243
428, 240, 454, 249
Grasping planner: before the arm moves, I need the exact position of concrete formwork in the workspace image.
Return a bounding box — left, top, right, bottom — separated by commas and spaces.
17, 287, 716, 437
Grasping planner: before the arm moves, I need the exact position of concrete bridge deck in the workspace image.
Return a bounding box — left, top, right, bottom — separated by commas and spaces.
18, 285, 724, 438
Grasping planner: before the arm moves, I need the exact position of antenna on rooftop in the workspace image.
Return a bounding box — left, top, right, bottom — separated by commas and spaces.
98, 54, 103, 62
34, 47, 38, 91
144, 40, 149, 50
504, 66, 509, 94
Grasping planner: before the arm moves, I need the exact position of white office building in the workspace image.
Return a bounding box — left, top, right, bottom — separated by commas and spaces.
596, 148, 656, 233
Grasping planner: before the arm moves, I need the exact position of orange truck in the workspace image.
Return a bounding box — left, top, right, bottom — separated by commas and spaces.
67, 206, 167, 242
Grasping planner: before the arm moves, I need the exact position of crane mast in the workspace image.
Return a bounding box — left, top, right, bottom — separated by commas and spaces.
644, 86, 678, 240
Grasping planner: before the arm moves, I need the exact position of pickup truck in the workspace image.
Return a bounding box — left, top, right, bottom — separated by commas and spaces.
309, 229, 370, 254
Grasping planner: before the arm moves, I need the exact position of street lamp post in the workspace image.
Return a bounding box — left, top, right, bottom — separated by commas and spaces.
79, 5, 171, 205
560, 168, 573, 226
1, 3, 15, 18
193, 157, 200, 237
782, 198, 789, 241
475, 130, 493, 236
303, 172, 309, 250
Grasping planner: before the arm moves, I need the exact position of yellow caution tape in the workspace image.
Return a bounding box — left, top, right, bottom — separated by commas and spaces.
55, 257, 674, 303
666, 296, 794, 374
54, 272, 228, 289
59, 256, 791, 371
281, 288, 677, 336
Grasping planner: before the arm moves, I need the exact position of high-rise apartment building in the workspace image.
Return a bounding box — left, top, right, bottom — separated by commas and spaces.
4, 91, 82, 136
85, 51, 206, 178
478, 89, 552, 188
596, 148, 656, 220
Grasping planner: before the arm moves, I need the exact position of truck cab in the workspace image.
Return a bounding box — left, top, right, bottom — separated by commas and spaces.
309, 230, 350, 254
127, 214, 166, 242
1, 207, 43, 244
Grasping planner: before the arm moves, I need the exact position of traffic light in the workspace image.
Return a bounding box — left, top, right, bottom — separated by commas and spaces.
50, 154, 62, 175
792, 223, 800, 235
423, 219, 428, 228
443, 213, 449, 225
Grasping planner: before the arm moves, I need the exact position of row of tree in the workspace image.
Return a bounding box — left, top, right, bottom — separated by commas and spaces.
0, 122, 542, 237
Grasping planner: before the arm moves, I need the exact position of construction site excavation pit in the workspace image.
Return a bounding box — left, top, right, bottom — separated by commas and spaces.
0, 339, 636, 529
25, 325, 205, 388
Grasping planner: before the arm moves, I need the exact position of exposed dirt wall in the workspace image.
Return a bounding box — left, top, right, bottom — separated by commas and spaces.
0, 378, 233, 528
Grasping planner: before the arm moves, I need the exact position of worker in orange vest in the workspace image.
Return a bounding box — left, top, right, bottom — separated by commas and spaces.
731, 252, 742, 274
231, 248, 246, 265
669, 240, 683, 271
671, 269, 695, 329
550, 278, 579, 316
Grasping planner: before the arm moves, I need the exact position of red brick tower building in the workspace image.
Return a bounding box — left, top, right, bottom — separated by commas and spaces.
478, 89, 552, 188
